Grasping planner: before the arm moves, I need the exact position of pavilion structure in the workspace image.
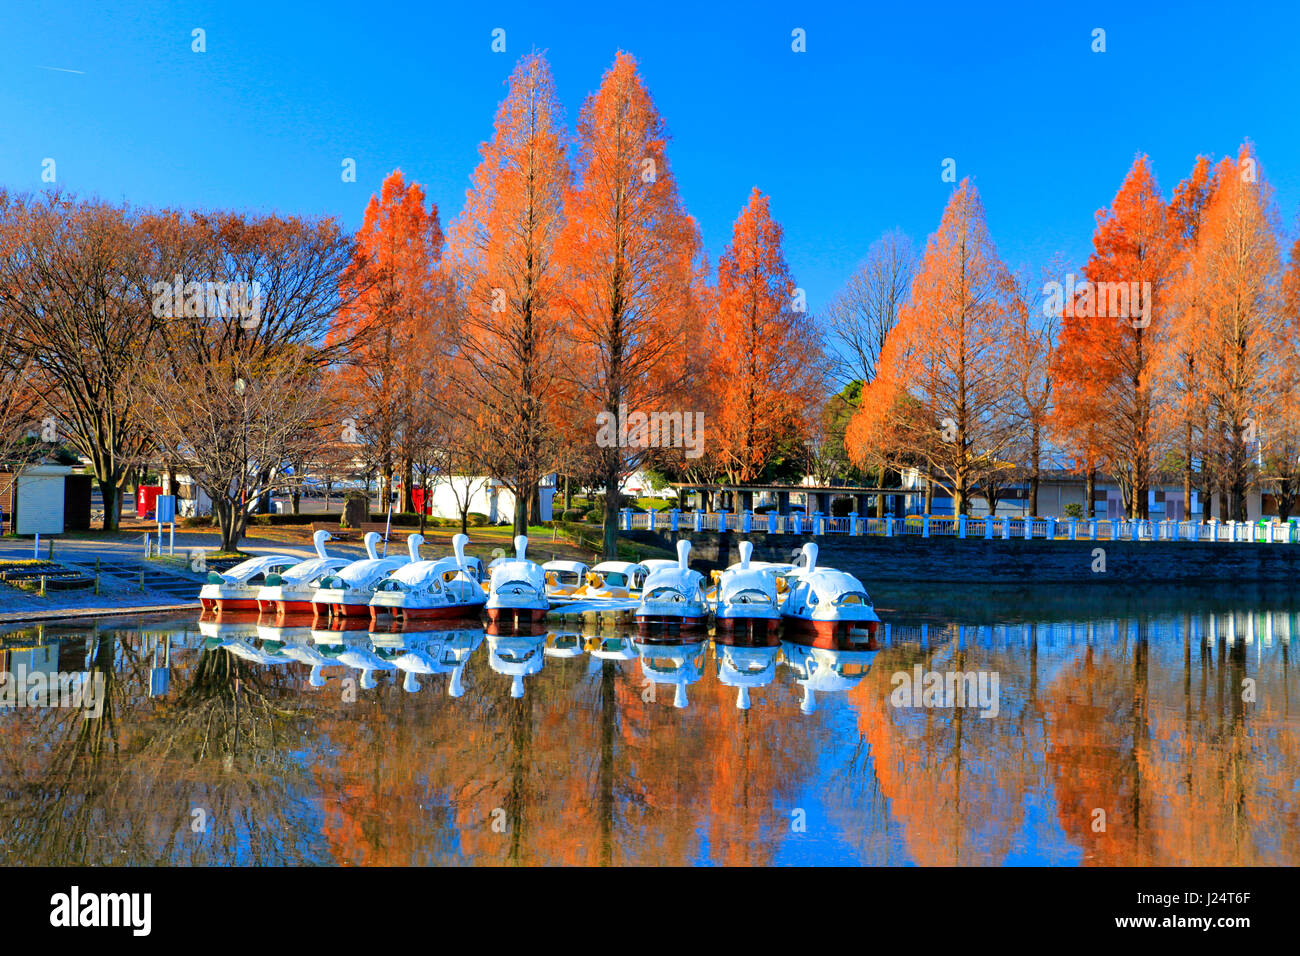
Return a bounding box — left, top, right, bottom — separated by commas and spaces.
669, 482, 908, 519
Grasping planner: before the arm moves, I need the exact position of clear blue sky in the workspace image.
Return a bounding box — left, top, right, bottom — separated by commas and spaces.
3, 0, 1297, 313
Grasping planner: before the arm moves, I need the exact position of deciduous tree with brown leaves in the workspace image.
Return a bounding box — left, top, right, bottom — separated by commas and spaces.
709, 187, 823, 485
555, 51, 708, 557
848, 179, 1014, 516
449, 52, 570, 536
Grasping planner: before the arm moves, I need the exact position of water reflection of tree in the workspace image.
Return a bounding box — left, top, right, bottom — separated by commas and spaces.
305, 633, 826, 865
848, 626, 1043, 865
0, 633, 321, 866
1043, 616, 1300, 865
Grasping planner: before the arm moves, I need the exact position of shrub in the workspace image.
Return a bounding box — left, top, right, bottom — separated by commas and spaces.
1063, 503, 1084, 519
561, 508, 585, 522
180, 515, 214, 528
585, 508, 604, 523
466, 512, 490, 527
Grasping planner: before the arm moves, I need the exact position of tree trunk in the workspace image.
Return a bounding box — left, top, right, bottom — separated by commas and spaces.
513, 480, 529, 538
96, 476, 121, 532
602, 470, 619, 560
291, 491, 301, 515
923, 475, 934, 515
402, 458, 414, 513
1085, 468, 1096, 520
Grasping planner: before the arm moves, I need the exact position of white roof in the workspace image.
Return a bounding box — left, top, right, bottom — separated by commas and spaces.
388, 557, 473, 589
338, 556, 408, 587
282, 556, 351, 584
642, 566, 704, 595
221, 554, 299, 583
591, 561, 646, 575
718, 568, 779, 603
640, 559, 679, 572
489, 560, 547, 591
803, 569, 871, 604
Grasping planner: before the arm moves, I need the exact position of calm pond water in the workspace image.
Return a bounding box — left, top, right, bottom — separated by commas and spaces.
1, 585, 1296, 866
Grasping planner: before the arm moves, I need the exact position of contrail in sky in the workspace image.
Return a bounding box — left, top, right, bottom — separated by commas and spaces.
38, 66, 85, 74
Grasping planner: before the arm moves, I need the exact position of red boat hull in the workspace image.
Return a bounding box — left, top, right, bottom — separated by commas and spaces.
202, 597, 258, 614
371, 604, 485, 624
485, 607, 548, 624
782, 617, 879, 650
713, 616, 781, 646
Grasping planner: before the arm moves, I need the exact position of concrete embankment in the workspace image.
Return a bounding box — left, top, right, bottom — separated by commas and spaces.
622, 529, 1300, 586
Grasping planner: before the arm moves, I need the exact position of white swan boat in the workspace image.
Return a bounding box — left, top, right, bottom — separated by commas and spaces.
486, 629, 547, 698
368, 533, 487, 623
715, 644, 780, 710
635, 639, 706, 709
542, 559, 590, 598
779, 543, 880, 647
310, 532, 421, 621
713, 541, 782, 641
635, 540, 706, 631
781, 642, 878, 715
485, 535, 550, 624
199, 553, 301, 614
255, 530, 352, 616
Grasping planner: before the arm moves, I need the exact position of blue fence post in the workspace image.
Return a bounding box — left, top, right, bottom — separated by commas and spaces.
1047, 517, 1057, 540
1002, 517, 1010, 540
850, 512, 860, 536
1131, 520, 1139, 542
1069, 517, 1077, 540
670, 508, 680, 532
814, 512, 825, 535
922, 515, 930, 538
885, 517, 894, 537
984, 516, 993, 539
742, 510, 752, 533
1024, 517, 1032, 540
694, 510, 704, 533
717, 510, 728, 533
767, 511, 777, 534
647, 509, 656, 532
1089, 520, 1097, 540
1171, 519, 1178, 542
793, 512, 802, 535
958, 514, 967, 539
620, 508, 631, 531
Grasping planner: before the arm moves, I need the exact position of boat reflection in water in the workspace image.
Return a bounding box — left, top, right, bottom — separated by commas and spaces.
4, 598, 1300, 866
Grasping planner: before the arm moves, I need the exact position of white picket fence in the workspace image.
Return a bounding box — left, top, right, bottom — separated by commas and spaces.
619, 509, 1300, 544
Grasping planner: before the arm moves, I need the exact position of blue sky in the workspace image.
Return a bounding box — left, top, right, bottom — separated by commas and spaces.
3, 0, 1297, 313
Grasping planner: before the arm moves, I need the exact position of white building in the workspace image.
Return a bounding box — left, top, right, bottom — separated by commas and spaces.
425, 475, 555, 524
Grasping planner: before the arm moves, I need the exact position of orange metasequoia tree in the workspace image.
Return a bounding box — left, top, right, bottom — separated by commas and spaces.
1163, 154, 1218, 520
332, 169, 448, 512
708, 187, 823, 486
448, 51, 570, 534
1053, 155, 1175, 520
555, 51, 708, 557
1177, 145, 1286, 520
848, 179, 1014, 516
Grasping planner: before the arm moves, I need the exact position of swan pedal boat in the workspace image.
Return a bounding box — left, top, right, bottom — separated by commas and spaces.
635, 540, 707, 632
255, 530, 352, 615
713, 541, 782, 642
369, 533, 487, 623
779, 543, 880, 646
310, 532, 422, 621
199, 554, 301, 614
485, 535, 550, 624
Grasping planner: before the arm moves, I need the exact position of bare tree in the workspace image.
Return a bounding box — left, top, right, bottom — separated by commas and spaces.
821, 229, 917, 390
